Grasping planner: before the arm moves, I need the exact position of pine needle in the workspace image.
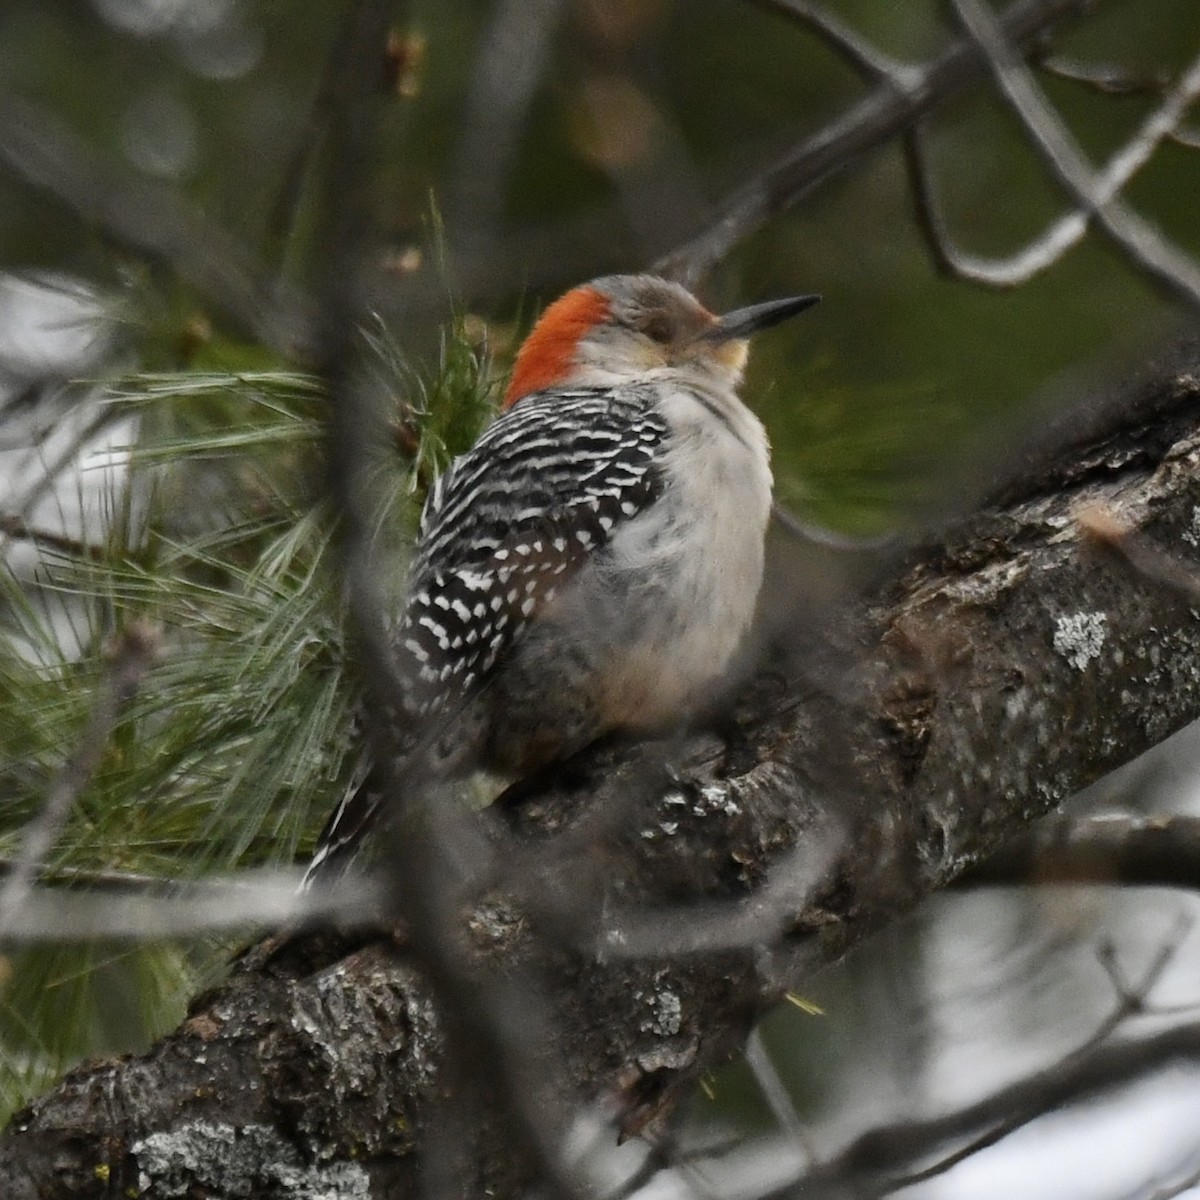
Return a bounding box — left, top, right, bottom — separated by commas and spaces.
784, 992, 827, 1016
0, 313, 498, 1121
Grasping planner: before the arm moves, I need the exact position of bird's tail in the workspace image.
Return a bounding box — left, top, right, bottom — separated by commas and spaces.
300, 764, 388, 890
301, 689, 490, 890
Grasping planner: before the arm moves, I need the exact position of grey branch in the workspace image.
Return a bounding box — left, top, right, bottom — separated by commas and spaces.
0, 405, 123, 562
311, 1, 596, 1193
0, 97, 315, 356
958, 814, 1200, 891
904, 43, 1200, 289
740, 0, 914, 85
446, 0, 569, 249
949, 0, 1200, 307
772, 934, 1193, 1199
6, 334, 1200, 1198
0, 866, 381, 943
655, 0, 1100, 286
1039, 55, 1175, 97
0, 622, 158, 938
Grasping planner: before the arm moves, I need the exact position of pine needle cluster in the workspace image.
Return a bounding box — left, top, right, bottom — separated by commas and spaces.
0, 312, 498, 1122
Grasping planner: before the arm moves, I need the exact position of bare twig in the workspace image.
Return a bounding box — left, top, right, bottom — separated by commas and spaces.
771, 501, 899, 553
906, 39, 1200, 289
769, 930, 1192, 1198
266, 0, 419, 270
745, 1029, 815, 1164
739, 0, 907, 85
949, 0, 1200, 308
310, 2, 605, 1194
741, 0, 915, 85
956, 814, 1200, 891
595, 819, 843, 961
0, 514, 108, 562
1039, 55, 1173, 96
447, 0, 569, 251
0, 859, 172, 894
655, 0, 1100, 286
0, 622, 159, 936
0, 870, 381, 944
0, 403, 125, 562
0, 96, 315, 356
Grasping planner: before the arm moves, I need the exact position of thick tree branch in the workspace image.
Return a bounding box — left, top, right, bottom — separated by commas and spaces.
4, 338, 1200, 1196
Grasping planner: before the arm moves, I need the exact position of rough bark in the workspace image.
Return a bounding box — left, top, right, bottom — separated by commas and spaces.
4, 349, 1200, 1197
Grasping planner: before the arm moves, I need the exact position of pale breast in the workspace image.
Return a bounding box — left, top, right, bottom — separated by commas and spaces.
597, 383, 773, 726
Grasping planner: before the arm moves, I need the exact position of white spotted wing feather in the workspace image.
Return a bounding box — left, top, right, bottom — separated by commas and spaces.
395, 385, 668, 726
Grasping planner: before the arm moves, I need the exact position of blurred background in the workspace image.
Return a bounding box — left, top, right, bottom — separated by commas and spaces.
2, 1, 1200, 1196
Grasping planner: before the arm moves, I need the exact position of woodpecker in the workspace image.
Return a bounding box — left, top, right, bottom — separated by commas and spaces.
306, 273, 818, 883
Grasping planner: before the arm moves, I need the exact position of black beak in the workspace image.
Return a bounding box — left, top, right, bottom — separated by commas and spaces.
703, 293, 821, 342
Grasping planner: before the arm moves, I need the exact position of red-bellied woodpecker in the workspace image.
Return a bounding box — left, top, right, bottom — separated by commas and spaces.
306, 273, 818, 883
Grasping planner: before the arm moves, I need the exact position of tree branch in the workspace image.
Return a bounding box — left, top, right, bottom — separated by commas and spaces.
0, 97, 315, 356
5, 335, 1200, 1196
0, 623, 158, 936
949, 0, 1200, 307
740, 0, 913, 84
784, 1018, 1200, 1199
957, 814, 1200, 890
903, 38, 1200, 290
655, 0, 1101, 286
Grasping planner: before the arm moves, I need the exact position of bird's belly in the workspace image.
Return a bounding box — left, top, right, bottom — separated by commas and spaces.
598, 516, 766, 728
479, 567, 759, 775
481, 438, 771, 770
599, 424, 771, 724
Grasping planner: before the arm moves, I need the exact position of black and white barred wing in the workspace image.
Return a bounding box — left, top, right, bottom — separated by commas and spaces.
395, 384, 668, 721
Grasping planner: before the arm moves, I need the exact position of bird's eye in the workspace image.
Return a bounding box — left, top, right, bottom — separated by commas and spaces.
638, 311, 674, 343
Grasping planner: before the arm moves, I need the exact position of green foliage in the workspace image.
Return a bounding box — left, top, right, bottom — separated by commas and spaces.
0, 314, 499, 1124
761, 350, 970, 535
0, 941, 211, 1124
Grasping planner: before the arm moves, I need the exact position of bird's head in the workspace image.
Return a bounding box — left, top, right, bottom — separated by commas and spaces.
503, 273, 819, 408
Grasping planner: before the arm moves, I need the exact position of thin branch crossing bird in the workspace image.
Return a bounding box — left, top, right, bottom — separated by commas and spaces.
306, 273, 818, 884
